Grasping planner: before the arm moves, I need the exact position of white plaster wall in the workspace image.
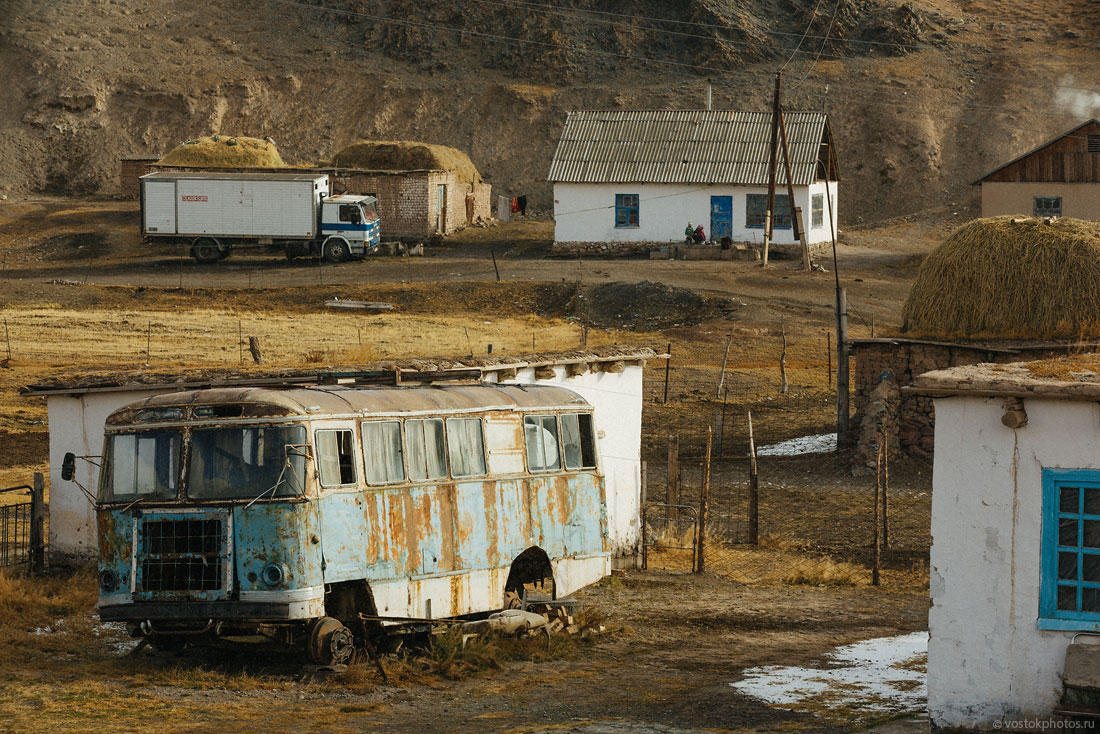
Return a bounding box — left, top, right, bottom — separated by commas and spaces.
929, 396, 1100, 729
47, 389, 165, 561
491, 365, 643, 560
553, 182, 838, 246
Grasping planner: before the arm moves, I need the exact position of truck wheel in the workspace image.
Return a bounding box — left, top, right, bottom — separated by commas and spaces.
322, 237, 350, 264
191, 238, 220, 264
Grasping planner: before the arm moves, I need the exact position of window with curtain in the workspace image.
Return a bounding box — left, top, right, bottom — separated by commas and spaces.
447, 418, 486, 478
361, 420, 405, 484
405, 419, 446, 482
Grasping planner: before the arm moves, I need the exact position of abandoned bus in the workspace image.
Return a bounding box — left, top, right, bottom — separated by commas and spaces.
89, 383, 609, 663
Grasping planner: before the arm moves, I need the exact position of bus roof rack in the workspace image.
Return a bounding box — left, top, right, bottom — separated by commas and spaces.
317, 368, 484, 386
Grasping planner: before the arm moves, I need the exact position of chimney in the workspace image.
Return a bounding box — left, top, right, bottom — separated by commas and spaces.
705, 79, 713, 111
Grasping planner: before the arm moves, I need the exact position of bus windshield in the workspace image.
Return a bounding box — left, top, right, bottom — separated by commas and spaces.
99, 431, 181, 503
188, 425, 307, 500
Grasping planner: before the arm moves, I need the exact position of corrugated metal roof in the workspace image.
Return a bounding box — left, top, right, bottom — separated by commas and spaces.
547, 110, 829, 186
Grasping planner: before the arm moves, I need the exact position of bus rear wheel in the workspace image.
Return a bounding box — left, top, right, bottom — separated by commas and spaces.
308, 616, 355, 666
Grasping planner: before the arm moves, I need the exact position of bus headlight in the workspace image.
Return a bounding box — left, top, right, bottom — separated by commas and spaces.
98, 570, 119, 592
260, 563, 288, 587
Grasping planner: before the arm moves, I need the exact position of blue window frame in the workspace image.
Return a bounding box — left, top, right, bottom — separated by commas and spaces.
614, 194, 639, 228
1040, 468, 1100, 630
746, 194, 791, 229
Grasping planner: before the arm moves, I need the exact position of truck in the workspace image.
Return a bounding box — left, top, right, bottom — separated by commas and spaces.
139, 172, 381, 264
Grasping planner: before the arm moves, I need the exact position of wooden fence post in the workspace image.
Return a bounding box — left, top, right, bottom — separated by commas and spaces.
663, 343, 672, 404
697, 427, 712, 574
748, 411, 759, 545
882, 429, 889, 550
872, 443, 882, 586
640, 461, 648, 570
31, 472, 46, 575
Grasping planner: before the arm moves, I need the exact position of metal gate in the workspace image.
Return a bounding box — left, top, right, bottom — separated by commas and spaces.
0, 485, 33, 567
641, 503, 698, 572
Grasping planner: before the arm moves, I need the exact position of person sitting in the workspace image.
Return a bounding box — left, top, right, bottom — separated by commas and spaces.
684, 222, 694, 243
692, 224, 706, 244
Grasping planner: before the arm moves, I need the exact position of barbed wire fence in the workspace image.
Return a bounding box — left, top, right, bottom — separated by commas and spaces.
640, 336, 931, 587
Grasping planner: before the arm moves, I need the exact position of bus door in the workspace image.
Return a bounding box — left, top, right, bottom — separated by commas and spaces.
312, 421, 367, 581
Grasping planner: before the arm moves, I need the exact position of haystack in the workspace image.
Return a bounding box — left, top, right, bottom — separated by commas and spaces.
158, 135, 285, 168
902, 216, 1100, 340
331, 140, 482, 184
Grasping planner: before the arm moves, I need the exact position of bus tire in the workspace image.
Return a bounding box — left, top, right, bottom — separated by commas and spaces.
322, 237, 350, 263
308, 616, 355, 666
191, 238, 220, 264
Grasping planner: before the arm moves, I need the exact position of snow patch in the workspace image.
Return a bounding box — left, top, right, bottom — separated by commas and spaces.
731, 632, 927, 715
756, 433, 837, 456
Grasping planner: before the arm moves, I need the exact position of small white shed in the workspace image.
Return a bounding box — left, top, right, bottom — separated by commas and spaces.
548, 109, 840, 248
23, 347, 655, 566
913, 359, 1100, 729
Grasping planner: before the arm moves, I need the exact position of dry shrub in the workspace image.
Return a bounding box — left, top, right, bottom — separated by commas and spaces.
158, 135, 286, 168
902, 216, 1100, 339
331, 140, 482, 184
0, 566, 98, 656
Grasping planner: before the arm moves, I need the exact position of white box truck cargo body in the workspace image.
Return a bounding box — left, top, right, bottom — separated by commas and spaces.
140, 172, 380, 264
142, 172, 327, 238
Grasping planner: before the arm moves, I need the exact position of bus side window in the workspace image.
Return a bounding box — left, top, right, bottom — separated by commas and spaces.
316, 429, 357, 487
406, 419, 446, 481
362, 420, 405, 484
447, 418, 486, 478
561, 413, 597, 470
524, 415, 560, 472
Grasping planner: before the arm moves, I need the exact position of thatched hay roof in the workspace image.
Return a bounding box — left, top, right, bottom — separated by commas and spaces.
902, 216, 1100, 340
331, 140, 482, 184
159, 135, 285, 168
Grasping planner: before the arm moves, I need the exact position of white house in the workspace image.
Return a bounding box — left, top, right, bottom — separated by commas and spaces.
548, 109, 839, 248
912, 359, 1100, 729
23, 347, 653, 566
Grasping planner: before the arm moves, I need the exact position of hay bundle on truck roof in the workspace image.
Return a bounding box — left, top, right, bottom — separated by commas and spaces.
330, 140, 482, 184
158, 135, 285, 167
902, 216, 1100, 340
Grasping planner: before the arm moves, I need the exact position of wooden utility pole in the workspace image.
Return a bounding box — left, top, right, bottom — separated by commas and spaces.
778, 109, 810, 271
763, 72, 782, 267
641, 460, 648, 570
747, 411, 759, 545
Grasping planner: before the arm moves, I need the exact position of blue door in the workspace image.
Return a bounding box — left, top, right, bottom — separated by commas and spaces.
711, 196, 733, 241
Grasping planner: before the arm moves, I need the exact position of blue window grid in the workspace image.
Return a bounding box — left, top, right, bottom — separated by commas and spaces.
1040, 468, 1100, 630
614, 194, 639, 228
746, 194, 791, 229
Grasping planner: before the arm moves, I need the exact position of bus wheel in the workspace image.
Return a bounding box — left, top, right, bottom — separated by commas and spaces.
308, 616, 355, 666
191, 238, 220, 264
503, 591, 523, 610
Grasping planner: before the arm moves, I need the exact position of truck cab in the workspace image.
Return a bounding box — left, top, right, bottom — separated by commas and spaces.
318, 195, 381, 262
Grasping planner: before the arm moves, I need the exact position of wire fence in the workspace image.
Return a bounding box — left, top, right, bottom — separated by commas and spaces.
639, 340, 930, 587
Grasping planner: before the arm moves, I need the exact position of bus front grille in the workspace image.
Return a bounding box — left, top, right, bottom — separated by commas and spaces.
138, 518, 226, 593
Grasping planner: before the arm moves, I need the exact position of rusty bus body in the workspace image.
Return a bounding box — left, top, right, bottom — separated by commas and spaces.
93, 383, 609, 662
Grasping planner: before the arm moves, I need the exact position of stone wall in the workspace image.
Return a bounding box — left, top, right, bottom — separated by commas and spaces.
852, 339, 1076, 456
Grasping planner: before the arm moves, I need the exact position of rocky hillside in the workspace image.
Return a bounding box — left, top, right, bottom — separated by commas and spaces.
2, 0, 1099, 222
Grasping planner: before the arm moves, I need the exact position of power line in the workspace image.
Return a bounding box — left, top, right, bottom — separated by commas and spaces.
263, 0, 1100, 144
779, 0, 826, 73
464, 0, 1100, 66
